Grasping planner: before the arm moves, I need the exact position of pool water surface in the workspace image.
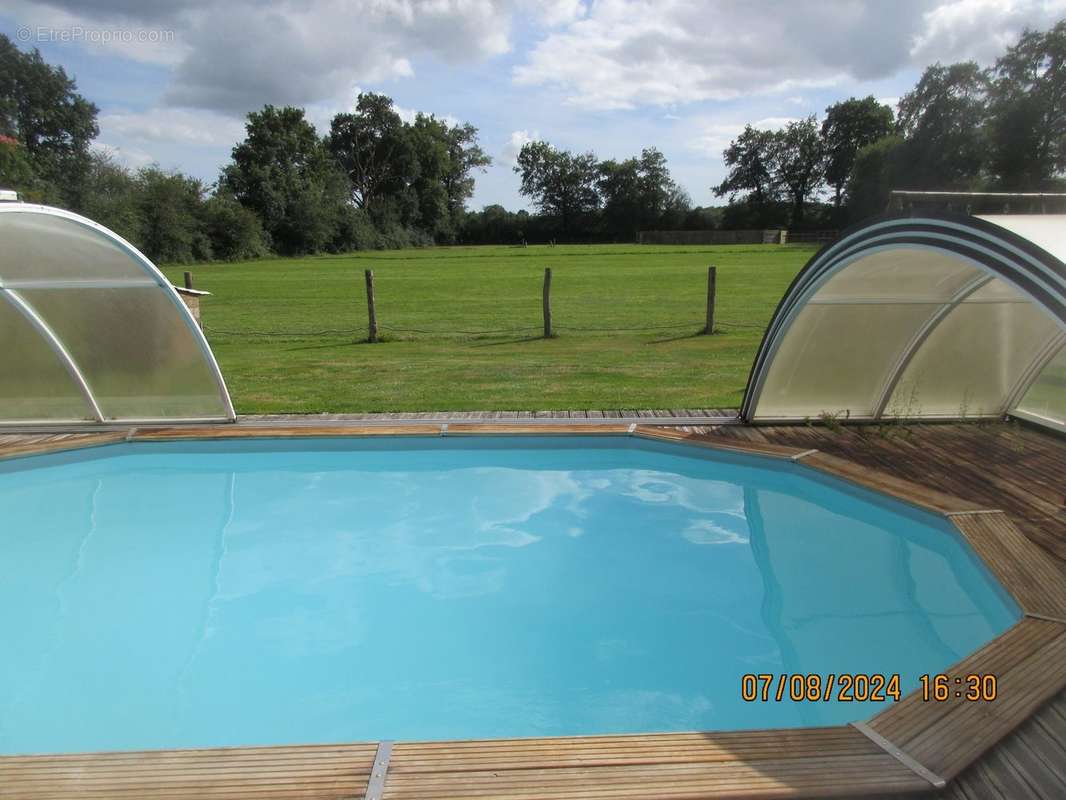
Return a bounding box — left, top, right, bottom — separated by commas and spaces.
0, 436, 1019, 754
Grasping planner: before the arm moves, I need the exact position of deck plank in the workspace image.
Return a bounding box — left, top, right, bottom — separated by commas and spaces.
868, 618, 1066, 781
0, 743, 377, 800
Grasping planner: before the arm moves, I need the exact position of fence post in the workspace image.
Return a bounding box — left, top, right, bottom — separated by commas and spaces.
365, 269, 378, 343
704, 265, 717, 335
183, 271, 193, 290
543, 267, 553, 338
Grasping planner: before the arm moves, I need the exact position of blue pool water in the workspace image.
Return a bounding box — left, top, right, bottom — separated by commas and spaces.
0, 436, 1018, 754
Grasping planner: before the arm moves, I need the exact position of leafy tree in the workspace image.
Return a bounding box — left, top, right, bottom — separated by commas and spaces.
713, 125, 780, 204
0, 134, 38, 198
0, 34, 98, 205
222, 105, 348, 254
77, 150, 143, 244
442, 122, 490, 220
201, 191, 270, 261
775, 116, 825, 225
515, 141, 600, 234
407, 113, 454, 238
987, 22, 1066, 188
135, 167, 212, 264
598, 148, 689, 239
846, 135, 909, 220
327, 93, 415, 218
821, 97, 894, 207
897, 62, 988, 188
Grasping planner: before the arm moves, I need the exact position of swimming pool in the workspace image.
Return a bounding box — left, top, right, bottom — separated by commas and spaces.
0, 435, 1019, 754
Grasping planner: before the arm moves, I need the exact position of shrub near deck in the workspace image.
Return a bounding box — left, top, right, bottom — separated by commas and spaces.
162, 243, 813, 414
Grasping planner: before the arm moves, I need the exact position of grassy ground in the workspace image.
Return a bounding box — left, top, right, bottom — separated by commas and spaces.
161, 244, 816, 414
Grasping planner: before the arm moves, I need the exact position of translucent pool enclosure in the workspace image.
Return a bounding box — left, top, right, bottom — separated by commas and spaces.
743, 213, 1066, 432
0, 203, 234, 424
0, 201, 1063, 431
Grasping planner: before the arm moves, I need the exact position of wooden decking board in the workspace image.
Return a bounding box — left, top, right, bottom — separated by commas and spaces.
132, 425, 442, 440
0, 431, 126, 461
632, 425, 806, 459
869, 619, 1066, 780
799, 451, 986, 515
446, 424, 630, 435
950, 512, 1066, 620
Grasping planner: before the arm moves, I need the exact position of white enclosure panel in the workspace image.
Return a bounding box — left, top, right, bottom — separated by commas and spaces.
887, 295, 1060, 418
755, 303, 933, 419
0, 296, 93, 421
0, 212, 153, 284
21, 287, 230, 420
1015, 345, 1066, 428
0, 204, 234, 424
812, 249, 981, 303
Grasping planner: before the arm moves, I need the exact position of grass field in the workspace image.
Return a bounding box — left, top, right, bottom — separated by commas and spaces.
161, 244, 817, 414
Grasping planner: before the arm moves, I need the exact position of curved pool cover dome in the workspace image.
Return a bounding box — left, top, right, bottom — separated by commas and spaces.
0, 203, 234, 424
743, 213, 1066, 432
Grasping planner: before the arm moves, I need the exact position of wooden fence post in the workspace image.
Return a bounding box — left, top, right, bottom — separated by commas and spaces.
183, 271, 193, 290
704, 265, 717, 335
543, 267, 553, 338
365, 269, 378, 343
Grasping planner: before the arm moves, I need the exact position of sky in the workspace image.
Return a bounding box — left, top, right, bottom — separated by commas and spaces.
2, 0, 1064, 211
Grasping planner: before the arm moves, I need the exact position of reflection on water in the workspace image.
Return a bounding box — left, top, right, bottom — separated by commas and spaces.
0, 437, 1019, 754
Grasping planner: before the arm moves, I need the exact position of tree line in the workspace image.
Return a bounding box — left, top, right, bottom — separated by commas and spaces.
0, 34, 490, 262
714, 22, 1066, 227
1, 22, 1064, 262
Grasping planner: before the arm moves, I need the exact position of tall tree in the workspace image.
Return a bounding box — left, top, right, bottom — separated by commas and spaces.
986, 22, 1066, 188
713, 125, 779, 204
896, 62, 988, 188
775, 117, 826, 225
442, 121, 490, 218
326, 93, 415, 219
0, 34, 99, 205
222, 105, 348, 254
514, 141, 600, 234
821, 97, 894, 207
598, 148, 689, 239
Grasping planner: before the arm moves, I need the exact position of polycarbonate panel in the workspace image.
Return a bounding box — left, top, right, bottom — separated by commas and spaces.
755, 303, 934, 419
978, 215, 1066, 266
0, 212, 153, 283
1015, 344, 1066, 427
812, 249, 982, 303
21, 287, 228, 419
0, 295, 92, 421
887, 287, 1060, 418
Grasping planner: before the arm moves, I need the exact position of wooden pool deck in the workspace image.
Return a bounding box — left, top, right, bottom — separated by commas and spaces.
1, 414, 1064, 800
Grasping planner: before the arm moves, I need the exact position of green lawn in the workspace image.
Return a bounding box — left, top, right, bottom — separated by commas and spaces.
161, 244, 816, 414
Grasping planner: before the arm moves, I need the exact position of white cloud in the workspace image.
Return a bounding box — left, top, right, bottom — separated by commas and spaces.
528, 0, 588, 26
93, 141, 155, 169
99, 107, 246, 147
513, 0, 1065, 111
8, 0, 515, 115
687, 116, 797, 157
501, 129, 539, 165
910, 0, 1066, 64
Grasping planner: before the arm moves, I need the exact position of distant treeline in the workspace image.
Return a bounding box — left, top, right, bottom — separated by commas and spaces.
1, 22, 1063, 263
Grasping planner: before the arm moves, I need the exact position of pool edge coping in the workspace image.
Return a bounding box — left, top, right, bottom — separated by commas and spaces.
1, 422, 1064, 799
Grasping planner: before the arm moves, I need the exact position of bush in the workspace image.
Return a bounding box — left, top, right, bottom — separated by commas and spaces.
330, 205, 382, 251
201, 195, 270, 261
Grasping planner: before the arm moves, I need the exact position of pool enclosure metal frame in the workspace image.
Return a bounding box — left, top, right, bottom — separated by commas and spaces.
741, 213, 1066, 430
0, 204, 236, 425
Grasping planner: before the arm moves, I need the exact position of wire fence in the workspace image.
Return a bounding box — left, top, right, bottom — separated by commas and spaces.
203, 318, 767, 339
196, 265, 770, 341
